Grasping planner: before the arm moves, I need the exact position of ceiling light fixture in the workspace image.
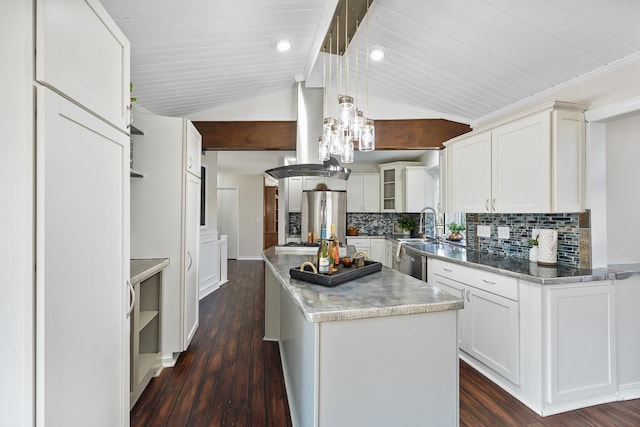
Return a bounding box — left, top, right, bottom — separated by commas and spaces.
275, 39, 291, 52
369, 44, 386, 61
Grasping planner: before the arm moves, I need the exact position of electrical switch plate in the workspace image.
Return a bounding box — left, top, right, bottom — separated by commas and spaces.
498, 226, 510, 239
477, 225, 491, 238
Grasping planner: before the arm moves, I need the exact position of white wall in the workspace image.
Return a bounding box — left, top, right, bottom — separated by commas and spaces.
218, 174, 264, 259
0, 2, 34, 425
605, 113, 640, 264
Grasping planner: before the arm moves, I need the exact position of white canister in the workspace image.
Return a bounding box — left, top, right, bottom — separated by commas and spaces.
529, 246, 538, 263
537, 229, 558, 265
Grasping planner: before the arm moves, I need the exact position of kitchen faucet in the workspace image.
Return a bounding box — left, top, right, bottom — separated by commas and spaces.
419, 207, 438, 240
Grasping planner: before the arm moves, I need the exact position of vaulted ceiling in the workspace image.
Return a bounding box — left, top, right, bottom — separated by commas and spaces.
102, 0, 640, 124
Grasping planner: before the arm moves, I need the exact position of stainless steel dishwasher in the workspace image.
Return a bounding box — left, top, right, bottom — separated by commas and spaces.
397, 244, 426, 281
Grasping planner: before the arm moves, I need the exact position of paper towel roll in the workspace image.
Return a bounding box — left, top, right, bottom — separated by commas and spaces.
537, 229, 558, 265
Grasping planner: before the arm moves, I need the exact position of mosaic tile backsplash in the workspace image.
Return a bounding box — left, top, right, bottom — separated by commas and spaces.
288, 212, 431, 237
290, 210, 591, 268
466, 211, 590, 268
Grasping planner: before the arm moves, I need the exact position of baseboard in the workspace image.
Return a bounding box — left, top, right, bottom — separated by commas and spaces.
618, 382, 640, 400
199, 279, 227, 300
237, 256, 264, 261
162, 353, 179, 368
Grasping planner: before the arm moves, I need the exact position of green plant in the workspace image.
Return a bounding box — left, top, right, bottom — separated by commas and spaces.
397, 216, 416, 231
528, 234, 539, 247
130, 82, 137, 103
447, 221, 465, 235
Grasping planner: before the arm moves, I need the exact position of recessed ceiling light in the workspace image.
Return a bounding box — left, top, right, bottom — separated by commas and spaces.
369, 45, 386, 61
276, 39, 291, 52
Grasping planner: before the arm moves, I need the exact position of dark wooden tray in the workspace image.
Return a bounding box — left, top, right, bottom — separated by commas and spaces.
290, 260, 382, 287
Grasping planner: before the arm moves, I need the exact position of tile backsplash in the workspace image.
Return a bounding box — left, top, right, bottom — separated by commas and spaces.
466, 211, 591, 268
290, 210, 592, 268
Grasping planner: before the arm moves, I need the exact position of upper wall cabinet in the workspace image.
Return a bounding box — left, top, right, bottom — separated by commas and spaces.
446, 102, 585, 213
378, 161, 421, 212
185, 120, 202, 178
347, 174, 380, 212
404, 166, 436, 213
36, 0, 130, 132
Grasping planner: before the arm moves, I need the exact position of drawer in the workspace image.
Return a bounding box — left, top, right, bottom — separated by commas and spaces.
431, 259, 518, 301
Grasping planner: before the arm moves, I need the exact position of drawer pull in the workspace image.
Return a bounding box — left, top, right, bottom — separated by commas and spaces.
443, 268, 453, 273
482, 279, 496, 285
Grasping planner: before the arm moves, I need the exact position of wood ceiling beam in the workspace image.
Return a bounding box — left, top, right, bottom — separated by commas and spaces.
193, 119, 470, 151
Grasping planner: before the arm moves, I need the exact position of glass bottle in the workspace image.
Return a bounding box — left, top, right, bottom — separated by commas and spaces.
317, 227, 330, 274
328, 223, 340, 270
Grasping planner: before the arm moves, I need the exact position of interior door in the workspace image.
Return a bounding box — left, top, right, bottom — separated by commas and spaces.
217, 188, 240, 259
36, 87, 129, 427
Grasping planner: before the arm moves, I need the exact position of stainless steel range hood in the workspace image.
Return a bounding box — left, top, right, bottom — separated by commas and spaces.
265, 81, 351, 180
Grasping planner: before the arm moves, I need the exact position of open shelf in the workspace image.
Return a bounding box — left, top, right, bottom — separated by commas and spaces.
130, 125, 144, 135
139, 310, 159, 332
130, 169, 144, 178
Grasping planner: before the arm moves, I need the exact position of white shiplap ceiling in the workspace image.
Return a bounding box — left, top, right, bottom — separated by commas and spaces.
102, 0, 640, 124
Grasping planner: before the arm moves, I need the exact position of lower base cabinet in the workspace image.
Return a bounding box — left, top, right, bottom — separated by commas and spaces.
130, 259, 168, 409
428, 258, 618, 416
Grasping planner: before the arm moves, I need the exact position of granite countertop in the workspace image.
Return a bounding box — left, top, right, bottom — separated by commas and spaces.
130, 258, 170, 284
262, 247, 463, 323
390, 238, 634, 284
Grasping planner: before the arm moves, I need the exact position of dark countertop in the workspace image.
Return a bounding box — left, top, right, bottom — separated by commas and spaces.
390, 238, 634, 285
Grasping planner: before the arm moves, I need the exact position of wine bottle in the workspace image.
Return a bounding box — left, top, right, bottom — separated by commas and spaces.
328, 223, 340, 270
317, 227, 330, 274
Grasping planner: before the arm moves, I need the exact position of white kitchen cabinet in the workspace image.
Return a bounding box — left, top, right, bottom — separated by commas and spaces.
303, 176, 347, 191
36, 0, 130, 131
615, 275, 640, 399
448, 131, 493, 213
404, 166, 435, 212
185, 121, 202, 178
347, 237, 371, 254
429, 259, 520, 384
36, 87, 130, 427
34, 0, 131, 424
129, 259, 168, 409
130, 109, 201, 357
543, 282, 616, 407
288, 177, 302, 212
347, 173, 380, 212
379, 162, 420, 212
446, 102, 585, 213
370, 238, 386, 264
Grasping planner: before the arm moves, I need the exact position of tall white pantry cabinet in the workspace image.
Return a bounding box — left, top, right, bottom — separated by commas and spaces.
130, 108, 202, 358
35, 0, 131, 426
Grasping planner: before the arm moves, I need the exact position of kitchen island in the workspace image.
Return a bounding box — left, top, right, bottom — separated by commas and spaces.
262, 247, 463, 427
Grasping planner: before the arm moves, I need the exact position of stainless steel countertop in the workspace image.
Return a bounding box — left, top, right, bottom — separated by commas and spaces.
262, 247, 463, 323
389, 237, 635, 284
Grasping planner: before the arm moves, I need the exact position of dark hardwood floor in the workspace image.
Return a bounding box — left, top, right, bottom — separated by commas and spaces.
132, 260, 640, 426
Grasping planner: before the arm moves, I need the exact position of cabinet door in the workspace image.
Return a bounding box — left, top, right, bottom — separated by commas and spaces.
404, 167, 428, 213
466, 287, 520, 385
380, 167, 397, 212
431, 275, 467, 350
492, 111, 551, 213
545, 283, 616, 405
346, 175, 364, 212
36, 0, 130, 131
185, 120, 202, 177
183, 174, 201, 350
303, 177, 324, 190
448, 131, 492, 212
36, 88, 129, 427
370, 239, 386, 263
288, 177, 302, 212
362, 174, 380, 212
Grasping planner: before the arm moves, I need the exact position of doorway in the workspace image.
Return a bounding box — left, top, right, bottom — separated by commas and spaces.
217, 187, 239, 259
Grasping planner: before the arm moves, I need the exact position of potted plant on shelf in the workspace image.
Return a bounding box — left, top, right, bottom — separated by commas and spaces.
396, 216, 416, 236
447, 221, 465, 241
528, 234, 539, 263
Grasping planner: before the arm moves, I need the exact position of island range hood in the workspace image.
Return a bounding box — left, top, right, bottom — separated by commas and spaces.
265, 82, 351, 180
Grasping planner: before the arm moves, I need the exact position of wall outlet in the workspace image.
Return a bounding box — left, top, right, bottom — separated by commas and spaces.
477, 225, 491, 238
498, 226, 510, 239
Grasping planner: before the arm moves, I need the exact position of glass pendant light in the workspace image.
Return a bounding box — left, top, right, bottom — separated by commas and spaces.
359, 117, 375, 151
351, 109, 364, 142
341, 137, 354, 163
318, 135, 330, 161
338, 94, 354, 129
